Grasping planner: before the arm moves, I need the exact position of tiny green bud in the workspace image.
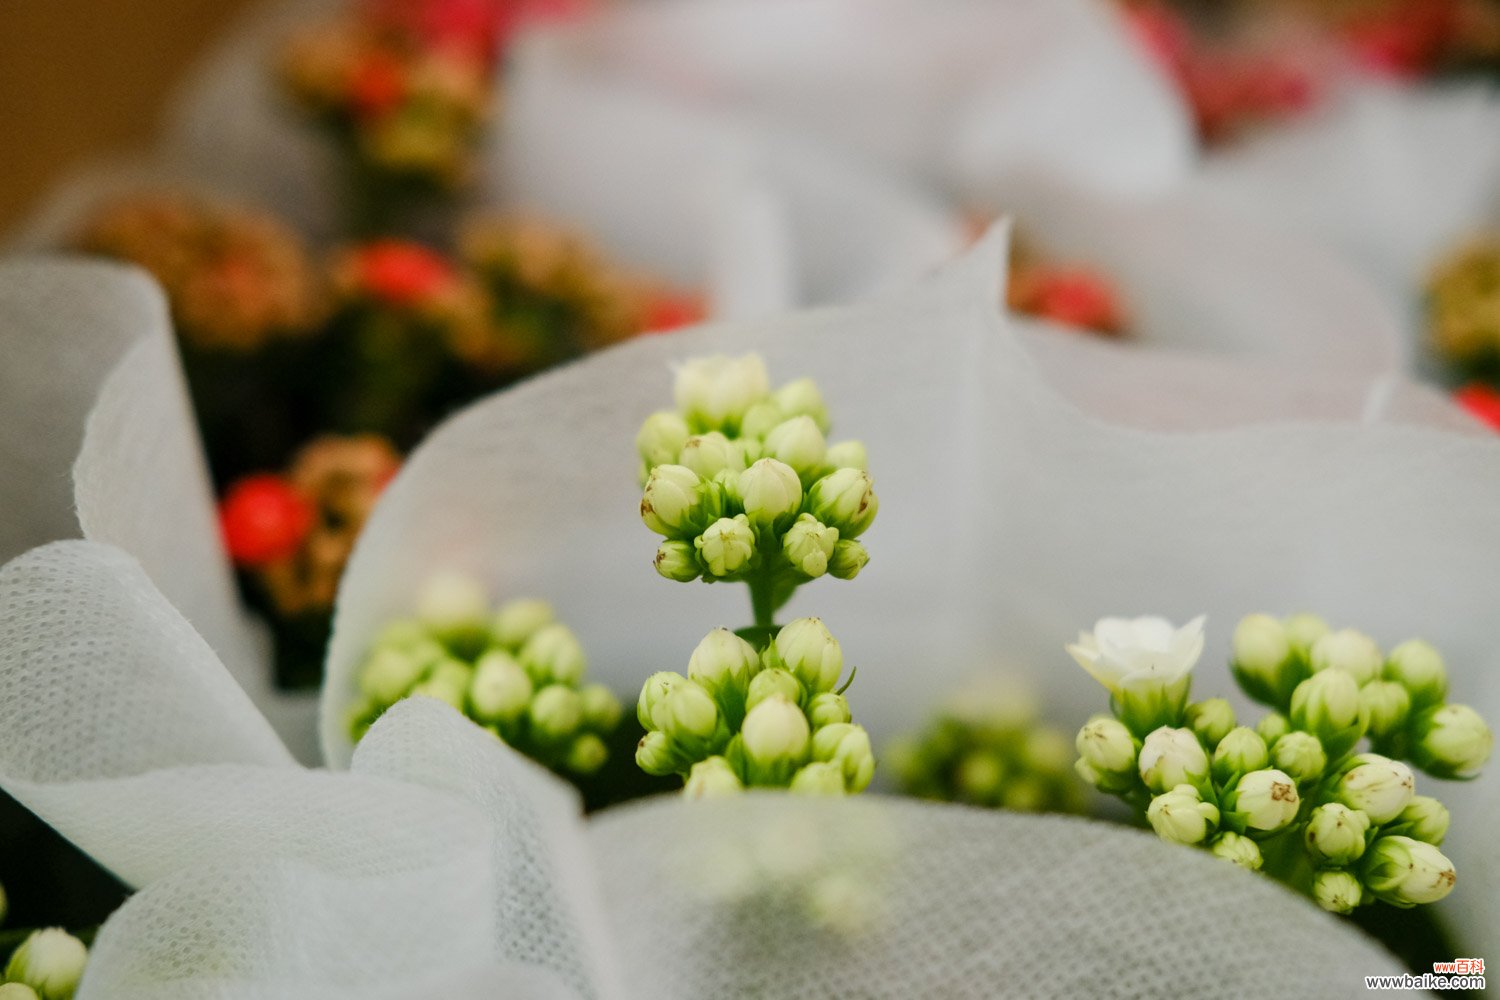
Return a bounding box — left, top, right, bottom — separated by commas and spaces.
1289, 669, 1366, 759
1185, 698, 1236, 749
1359, 680, 1411, 740
1313, 869, 1365, 914
641, 465, 712, 539
955, 751, 1006, 802
782, 513, 838, 578
763, 416, 828, 476
695, 515, 756, 578
416, 571, 489, 635
530, 685, 584, 743
1209, 831, 1263, 871
518, 623, 587, 685
807, 692, 852, 729
806, 468, 878, 538
1361, 835, 1456, 906
656, 681, 722, 749
1390, 796, 1450, 845
469, 650, 533, 724
687, 628, 760, 712
811, 722, 875, 792
566, 733, 609, 774
679, 431, 746, 480
1383, 639, 1449, 708
824, 439, 868, 471
1255, 712, 1291, 745
638, 671, 684, 730
372, 619, 427, 650
790, 760, 849, 796
1304, 803, 1370, 866
636, 410, 691, 469
674, 353, 770, 433
4, 929, 87, 1000
684, 756, 744, 797
827, 539, 870, 580
746, 668, 803, 712
1230, 613, 1294, 705
654, 540, 702, 582
1212, 727, 1269, 785
737, 459, 803, 528
358, 646, 428, 705
1224, 768, 1300, 834
1411, 704, 1493, 779
1147, 784, 1219, 845
771, 617, 844, 694
579, 684, 622, 732
0, 983, 41, 1000
491, 598, 554, 649
1270, 732, 1327, 784
1076, 715, 1139, 782
1138, 726, 1210, 794
410, 659, 471, 711
1023, 728, 1074, 774
1335, 754, 1415, 824
1310, 628, 1383, 686
636, 730, 681, 776
742, 695, 812, 782
1282, 612, 1330, 655
771, 377, 829, 431
739, 399, 785, 440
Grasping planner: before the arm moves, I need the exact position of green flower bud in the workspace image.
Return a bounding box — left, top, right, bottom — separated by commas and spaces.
695, 515, 756, 578
782, 514, 838, 578
687, 627, 758, 726
1359, 680, 1411, 741
674, 353, 770, 433
1313, 869, 1365, 914
1282, 612, 1331, 656
490, 598, 554, 649
1361, 835, 1456, 906
371, 619, 427, 650
1147, 785, 1219, 845
641, 464, 713, 539
518, 623, 587, 686
1255, 712, 1291, 746
1230, 613, 1295, 706
566, 733, 609, 774
636, 730, 681, 776
638, 671, 684, 729
770, 617, 844, 695
739, 399, 785, 440
1212, 727, 1269, 785
0, 983, 41, 1000
4, 929, 86, 1000
824, 439, 868, 472
1138, 726, 1210, 794
1289, 669, 1366, 760
738, 459, 803, 529
469, 650, 533, 725
530, 685, 584, 743
763, 416, 828, 477
415, 571, 489, 636
1335, 754, 1415, 824
790, 761, 850, 797
684, 756, 744, 797
654, 540, 702, 582
636, 410, 691, 470
1076, 715, 1139, 789
679, 432, 747, 480
579, 684, 623, 732
811, 722, 875, 792
807, 692, 852, 729
771, 377, 829, 431
655, 681, 722, 753
358, 646, 428, 705
1383, 638, 1449, 708
827, 539, 870, 580
1270, 732, 1327, 785
1184, 698, 1236, 749
410, 659, 471, 711
1389, 796, 1450, 845
1304, 803, 1371, 866
955, 751, 1006, 802
1209, 831, 1263, 871
1412, 704, 1493, 779
806, 468, 878, 538
742, 695, 811, 783
1310, 628, 1383, 686
1023, 728, 1074, 774
746, 668, 803, 712
1223, 768, 1300, 834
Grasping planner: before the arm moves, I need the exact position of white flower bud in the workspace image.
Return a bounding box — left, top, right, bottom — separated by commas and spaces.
1211, 727, 1269, 785
566, 733, 609, 774
4, 929, 86, 1000
1310, 628, 1383, 685
806, 468, 878, 538
674, 353, 770, 432
490, 598, 554, 649
468, 650, 533, 724
636, 410, 690, 469
1289, 669, 1365, 758
824, 439, 868, 471
416, 571, 489, 629
518, 622, 587, 686
654, 540, 701, 582
1225, 768, 1300, 833
1230, 613, 1293, 703
358, 646, 428, 705
687, 628, 760, 702
746, 668, 803, 712
654, 681, 721, 748
742, 695, 812, 779
1138, 726, 1210, 794
811, 722, 875, 792
1255, 712, 1291, 746
1209, 831, 1263, 871
1147, 785, 1219, 845
1313, 869, 1365, 914
1361, 835, 1456, 906
1412, 704, 1493, 779
1359, 680, 1411, 740
637, 671, 684, 729
739, 399, 785, 440
771, 617, 844, 694
763, 416, 828, 478
789, 761, 848, 795
371, 619, 427, 650
1383, 638, 1449, 708
1336, 755, 1415, 824
807, 692, 852, 729
636, 730, 680, 776
781, 514, 838, 578
1282, 612, 1330, 655
1304, 803, 1370, 866
684, 756, 744, 798
1184, 698, 1236, 748
1391, 796, 1450, 845
695, 515, 756, 578
0, 984, 41, 1000
410, 659, 471, 711
771, 377, 829, 431
1076, 715, 1138, 775
641, 464, 711, 538
579, 684, 622, 732
827, 539, 870, 580
530, 684, 584, 743
679, 431, 746, 480
1270, 732, 1327, 784
737, 459, 803, 529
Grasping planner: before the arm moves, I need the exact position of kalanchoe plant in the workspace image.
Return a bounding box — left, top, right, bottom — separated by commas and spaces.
1070, 613, 1493, 914
2, 927, 89, 1000
347, 572, 623, 779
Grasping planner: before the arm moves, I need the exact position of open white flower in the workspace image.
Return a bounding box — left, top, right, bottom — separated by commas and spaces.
1066, 615, 1205, 697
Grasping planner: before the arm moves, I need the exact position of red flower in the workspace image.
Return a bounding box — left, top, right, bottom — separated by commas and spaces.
350, 51, 407, 120
1344, 0, 1459, 79
219, 475, 315, 567
1016, 267, 1127, 335
640, 292, 706, 334
353, 240, 457, 307
1123, 3, 1193, 79
1456, 383, 1500, 432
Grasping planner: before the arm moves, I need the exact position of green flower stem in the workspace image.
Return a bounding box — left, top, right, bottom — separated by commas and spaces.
749, 572, 778, 630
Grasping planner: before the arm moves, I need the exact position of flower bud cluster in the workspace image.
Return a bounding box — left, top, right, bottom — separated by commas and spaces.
635, 620, 874, 795
347, 572, 622, 778
1073, 610, 1487, 915
3, 928, 88, 1000
637, 355, 875, 591
886, 681, 1085, 814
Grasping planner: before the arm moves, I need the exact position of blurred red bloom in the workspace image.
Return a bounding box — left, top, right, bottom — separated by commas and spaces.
1344, 0, 1459, 79
1011, 266, 1127, 336
641, 292, 707, 334
353, 240, 457, 306
219, 475, 315, 567
1456, 383, 1500, 431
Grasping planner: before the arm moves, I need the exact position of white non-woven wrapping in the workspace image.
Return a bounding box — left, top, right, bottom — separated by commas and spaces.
0, 542, 1414, 995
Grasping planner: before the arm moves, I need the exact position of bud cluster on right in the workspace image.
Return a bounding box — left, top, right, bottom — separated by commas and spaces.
1070, 613, 1493, 914
636, 621, 874, 796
